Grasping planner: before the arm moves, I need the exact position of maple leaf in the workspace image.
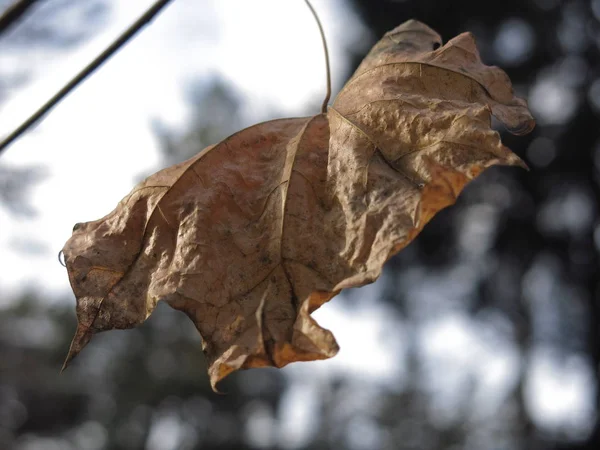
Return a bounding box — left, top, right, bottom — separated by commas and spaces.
61, 20, 534, 390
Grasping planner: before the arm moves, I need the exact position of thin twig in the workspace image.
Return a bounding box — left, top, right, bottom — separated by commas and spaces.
304, 0, 331, 114
0, 0, 175, 156
0, 0, 39, 35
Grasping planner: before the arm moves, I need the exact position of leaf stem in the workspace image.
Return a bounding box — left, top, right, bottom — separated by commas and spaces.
0, 0, 175, 156
304, 0, 331, 114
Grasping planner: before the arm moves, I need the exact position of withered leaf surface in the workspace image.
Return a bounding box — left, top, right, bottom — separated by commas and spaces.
62, 20, 534, 390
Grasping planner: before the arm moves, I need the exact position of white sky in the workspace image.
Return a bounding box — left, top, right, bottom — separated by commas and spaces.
0, 0, 594, 443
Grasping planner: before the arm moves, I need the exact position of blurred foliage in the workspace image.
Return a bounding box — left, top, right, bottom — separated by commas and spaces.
0, 0, 109, 49
152, 77, 244, 165
0, 0, 109, 103
0, 164, 44, 216
0, 295, 283, 449
0, 0, 110, 216
343, 0, 600, 449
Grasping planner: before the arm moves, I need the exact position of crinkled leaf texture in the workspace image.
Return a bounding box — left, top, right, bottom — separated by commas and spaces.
62, 20, 534, 391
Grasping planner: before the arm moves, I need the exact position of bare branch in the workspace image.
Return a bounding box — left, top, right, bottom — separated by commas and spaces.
0, 0, 175, 156
0, 0, 39, 36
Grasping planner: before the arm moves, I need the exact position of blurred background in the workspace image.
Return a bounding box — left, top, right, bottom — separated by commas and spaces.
0, 0, 599, 449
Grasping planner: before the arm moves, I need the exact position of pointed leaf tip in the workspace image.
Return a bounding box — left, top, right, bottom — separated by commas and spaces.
61, 322, 94, 372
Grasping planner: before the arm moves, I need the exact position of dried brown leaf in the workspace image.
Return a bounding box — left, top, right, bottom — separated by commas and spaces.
61, 20, 534, 390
